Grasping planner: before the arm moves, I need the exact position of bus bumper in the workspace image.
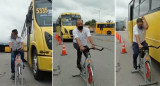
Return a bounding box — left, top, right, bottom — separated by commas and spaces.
38, 56, 52, 71
63, 35, 73, 39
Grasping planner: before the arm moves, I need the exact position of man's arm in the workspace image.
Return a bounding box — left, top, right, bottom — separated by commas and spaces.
9, 42, 12, 52
135, 35, 143, 48
87, 29, 95, 49
142, 16, 149, 30
88, 36, 95, 49
75, 38, 85, 51
21, 42, 24, 50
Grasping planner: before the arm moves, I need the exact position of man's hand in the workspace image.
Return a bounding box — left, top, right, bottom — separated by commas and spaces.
138, 44, 143, 49
142, 16, 145, 20
91, 44, 96, 49
80, 46, 85, 51
20, 48, 24, 51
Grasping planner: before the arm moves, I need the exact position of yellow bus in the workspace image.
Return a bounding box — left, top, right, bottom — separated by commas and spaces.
95, 23, 115, 35
21, 0, 52, 80
128, 0, 160, 62
56, 13, 81, 41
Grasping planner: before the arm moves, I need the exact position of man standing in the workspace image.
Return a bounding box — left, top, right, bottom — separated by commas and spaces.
132, 17, 149, 70
73, 19, 95, 71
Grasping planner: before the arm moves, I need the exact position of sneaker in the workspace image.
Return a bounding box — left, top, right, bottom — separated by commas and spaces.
10, 73, 15, 80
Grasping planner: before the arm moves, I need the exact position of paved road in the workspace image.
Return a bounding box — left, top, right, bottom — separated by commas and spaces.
0, 53, 52, 86
116, 31, 160, 86
53, 33, 115, 86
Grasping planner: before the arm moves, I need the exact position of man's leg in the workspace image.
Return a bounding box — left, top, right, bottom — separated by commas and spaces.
19, 51, 25, 62
11, 52, 16, 80
83, 46, 89, 58
11, 52, 16, 73
132, 42, 139, 70
73, 43, 82, 70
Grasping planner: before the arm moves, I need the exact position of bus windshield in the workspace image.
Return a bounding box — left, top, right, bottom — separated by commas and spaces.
61, 15, 81, 26
35, 0, 52, 27
98, 24, 114, 28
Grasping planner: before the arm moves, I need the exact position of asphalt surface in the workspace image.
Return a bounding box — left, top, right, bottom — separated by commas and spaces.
0, 53, 52, 86
116, 31, 160, 86
53, 33, 115, 86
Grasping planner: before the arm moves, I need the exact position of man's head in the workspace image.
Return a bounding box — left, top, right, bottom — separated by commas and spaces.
76, 19, 83, 31
136, 18, 144, 30
11, 29, 18, 39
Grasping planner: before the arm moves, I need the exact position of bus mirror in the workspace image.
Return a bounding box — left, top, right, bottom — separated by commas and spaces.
26, 14, 32, 24
59, 20, 61, 26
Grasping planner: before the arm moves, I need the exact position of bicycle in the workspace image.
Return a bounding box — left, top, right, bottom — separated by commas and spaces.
14, 49, 24, 86
72, 47, 104, 86
132, 45, 160, 86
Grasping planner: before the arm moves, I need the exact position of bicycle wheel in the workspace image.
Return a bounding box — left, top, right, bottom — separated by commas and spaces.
87, 65, 94, 86
145, 61, 151, 81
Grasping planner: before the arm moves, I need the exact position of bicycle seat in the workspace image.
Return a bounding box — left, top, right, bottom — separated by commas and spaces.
84, 48, 89, 53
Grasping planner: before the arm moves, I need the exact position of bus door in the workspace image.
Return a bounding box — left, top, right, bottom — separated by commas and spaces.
128, 1, 134, 42
26, 8, 33, 62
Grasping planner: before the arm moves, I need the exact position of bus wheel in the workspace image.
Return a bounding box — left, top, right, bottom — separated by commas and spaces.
107, 31, 111, 35
32, 49, 42, 80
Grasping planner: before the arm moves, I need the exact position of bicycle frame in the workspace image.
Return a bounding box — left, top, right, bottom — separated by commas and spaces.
15, 53, 24, 86
132, 46, 159, 86
72, 48, 103, 86
82, 52, 94, 86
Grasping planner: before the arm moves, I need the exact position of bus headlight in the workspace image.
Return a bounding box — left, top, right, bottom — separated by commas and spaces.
64, 28, 68, 34
45, 32, 52, 50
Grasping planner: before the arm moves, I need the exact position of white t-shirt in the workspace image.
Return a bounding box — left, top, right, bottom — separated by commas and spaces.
133, 24, 146, 43
73, 27, 91, 46
9, 36, 24, 51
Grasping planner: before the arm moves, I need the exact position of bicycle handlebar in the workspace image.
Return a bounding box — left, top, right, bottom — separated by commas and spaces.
143, 45, 160, 49
89, 48, 104, 51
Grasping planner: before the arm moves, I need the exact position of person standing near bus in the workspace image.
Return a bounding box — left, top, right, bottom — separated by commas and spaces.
9, 29, 25, 80
73, 19, 95, 71
132, 17, 149, 70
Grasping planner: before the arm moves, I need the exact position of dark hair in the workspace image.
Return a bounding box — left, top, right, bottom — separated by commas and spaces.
136, 18, 143, 23
12, 29, 18, 35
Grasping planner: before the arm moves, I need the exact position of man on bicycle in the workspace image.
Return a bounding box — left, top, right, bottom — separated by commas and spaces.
9, 29, 26, 80
73, 19, 95, 71
132, 17, 149, 70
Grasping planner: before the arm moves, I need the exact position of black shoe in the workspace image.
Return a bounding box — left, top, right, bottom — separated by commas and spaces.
77, 65, 82, 71
23, 64, 25, 69
10, 73, 15, 80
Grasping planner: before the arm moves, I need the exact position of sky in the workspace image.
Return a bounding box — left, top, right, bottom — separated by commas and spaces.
0, 0, 31, 43
53, 0, 115, 23
116, 0, 131, 19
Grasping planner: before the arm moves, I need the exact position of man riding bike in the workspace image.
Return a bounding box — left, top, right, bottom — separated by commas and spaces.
9, 29, 26, 80
73, 19, 95, 71
132, 17, 149, 70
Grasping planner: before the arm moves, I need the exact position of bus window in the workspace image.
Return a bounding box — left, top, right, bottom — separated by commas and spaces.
61, 15, 80, 26
134, 0, 140, 7
133, 6, 139, 18
140, 0, 149, 16
151, 0, 160, 10
128, 1, 134, 21
35, 1, 52, 26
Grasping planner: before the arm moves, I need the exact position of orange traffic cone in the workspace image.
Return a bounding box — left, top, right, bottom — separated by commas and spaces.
119, 35, 121, 43
61, 43, 67, 56
55, 35, 58, 41
117, 34, 119, 40
121, 41, 127, 54
58, 37, 62, 45
116, 32, 118, 40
